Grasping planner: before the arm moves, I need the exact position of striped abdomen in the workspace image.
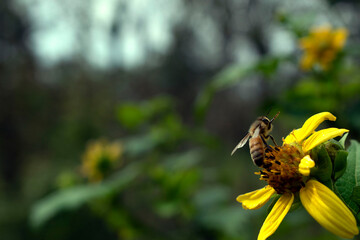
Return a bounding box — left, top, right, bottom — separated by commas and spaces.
249, 137, 265, 166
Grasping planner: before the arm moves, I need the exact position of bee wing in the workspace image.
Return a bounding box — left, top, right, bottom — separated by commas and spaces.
231, 133, 251, 156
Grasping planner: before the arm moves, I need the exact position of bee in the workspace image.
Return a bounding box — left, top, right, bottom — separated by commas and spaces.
231, 112, 280, 167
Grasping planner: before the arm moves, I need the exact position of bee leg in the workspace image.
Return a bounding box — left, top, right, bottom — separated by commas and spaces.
269, 135, 278, 146
260, 136, 272, 150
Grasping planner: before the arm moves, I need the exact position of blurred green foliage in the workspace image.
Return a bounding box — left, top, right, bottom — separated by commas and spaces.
31, 162, 141, 228
30, 95, 254, 239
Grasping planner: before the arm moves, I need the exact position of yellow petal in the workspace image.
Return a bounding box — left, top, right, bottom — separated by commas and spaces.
332, 28, 348, 49
298, 155, 315, 176
299, 37, 315, 50
258, 193, 294, 240
311, 25, 332, 40
300, 180, 359, 239
302, 128, 349, 152
283, 112, 336, 145
283, 130, 298, 145
236, 186, 276, 210
300, 53, 316, 71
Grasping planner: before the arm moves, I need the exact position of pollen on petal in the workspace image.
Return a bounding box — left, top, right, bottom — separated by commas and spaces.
236, 186, 276, 210
298, 155, 315, 176
302, 128, 349, 153
300, 180, 359, 239
258, 193, 294, 240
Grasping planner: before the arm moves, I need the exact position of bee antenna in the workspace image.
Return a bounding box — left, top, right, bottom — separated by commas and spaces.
270, 111, 280, 122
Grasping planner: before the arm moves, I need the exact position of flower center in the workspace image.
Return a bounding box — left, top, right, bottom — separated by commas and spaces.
257, 144, 305, 194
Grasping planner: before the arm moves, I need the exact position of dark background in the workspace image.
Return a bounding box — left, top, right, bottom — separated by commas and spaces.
1, 0, 360, 239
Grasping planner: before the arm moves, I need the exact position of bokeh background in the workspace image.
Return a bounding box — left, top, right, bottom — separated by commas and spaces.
1, 0, 360, 239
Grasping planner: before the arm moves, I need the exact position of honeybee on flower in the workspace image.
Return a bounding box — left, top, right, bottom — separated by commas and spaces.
236, 112, 358, 240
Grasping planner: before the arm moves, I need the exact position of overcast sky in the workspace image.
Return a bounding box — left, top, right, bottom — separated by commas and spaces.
14, 0, 342, 70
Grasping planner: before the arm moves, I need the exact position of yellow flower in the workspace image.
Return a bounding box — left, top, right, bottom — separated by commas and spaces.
236, 112, 358, 240
81, 139, 123, 182
299, 25, 347, 71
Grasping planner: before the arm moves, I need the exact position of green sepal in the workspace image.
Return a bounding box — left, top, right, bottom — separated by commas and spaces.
333, 150, 348, 180
339, 132, 349, 149
310, 144, 333, 184
325, 139, 344, 162
328, 138, 345, 150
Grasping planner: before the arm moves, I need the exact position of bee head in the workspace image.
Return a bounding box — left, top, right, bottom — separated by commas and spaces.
260, 111, 280, 131
260, 117, 272, 131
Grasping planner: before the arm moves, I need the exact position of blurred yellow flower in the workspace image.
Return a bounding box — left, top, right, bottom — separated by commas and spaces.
81, 139, 123, 182
236, 112, 357, 240
299, 25, 347, 71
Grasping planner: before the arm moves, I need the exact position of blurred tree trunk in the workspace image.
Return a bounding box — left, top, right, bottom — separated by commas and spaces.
0, 0, 33, 188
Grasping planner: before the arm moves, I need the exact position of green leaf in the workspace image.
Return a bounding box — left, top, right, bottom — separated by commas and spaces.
116, 96, 174, 130
193, 186, 230, 210
146, 96, 173, 115
351, 186, 360, 206
123, 134, 157, 156
163, 149, 203, 171
255, 57, 280, 77
154, 201, 179, 218
193, 84, 216, 125
211, 65, 253, 90
333, 150, 348, 180
117, 104, 146, 130
335, 140, 360, 215
30, 162, 141, 228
